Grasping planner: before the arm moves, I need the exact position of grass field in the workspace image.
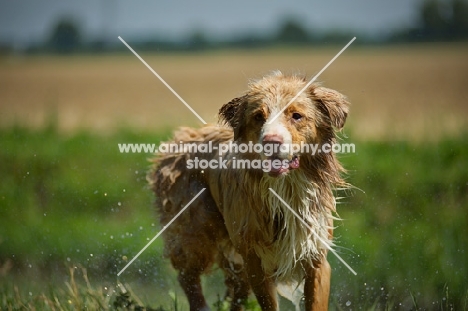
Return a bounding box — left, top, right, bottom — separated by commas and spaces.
1, 44, 467, 310
1, 43, 467, 139
1, 126, 466, 310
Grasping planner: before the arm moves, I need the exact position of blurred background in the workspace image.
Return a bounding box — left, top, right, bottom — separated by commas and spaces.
0, 0, 467, 310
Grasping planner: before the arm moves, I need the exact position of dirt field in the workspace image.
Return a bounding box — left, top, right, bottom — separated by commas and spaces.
1, 43, 467, 140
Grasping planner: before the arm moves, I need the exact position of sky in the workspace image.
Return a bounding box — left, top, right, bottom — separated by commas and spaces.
0, 0, 424, 48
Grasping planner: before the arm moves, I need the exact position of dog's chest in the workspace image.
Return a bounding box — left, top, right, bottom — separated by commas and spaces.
214, 170, 332, 280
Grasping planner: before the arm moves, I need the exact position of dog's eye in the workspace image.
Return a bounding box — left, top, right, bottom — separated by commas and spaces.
292, 112, 302, 121
254, 113, 264, 122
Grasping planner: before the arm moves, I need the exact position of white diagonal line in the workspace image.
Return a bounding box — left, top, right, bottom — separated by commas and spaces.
268, 188, 357, 275
117, 188, 206, 276
118, 36, 207, 125
267, 37, 356, 124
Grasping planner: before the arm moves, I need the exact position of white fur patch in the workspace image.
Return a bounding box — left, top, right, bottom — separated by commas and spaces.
261, 108, 293, 158
251, 170, 334, 282
277, 281, 304, 311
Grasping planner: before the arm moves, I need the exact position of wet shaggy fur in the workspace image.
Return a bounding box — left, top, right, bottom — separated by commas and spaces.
148, 72, 350, 311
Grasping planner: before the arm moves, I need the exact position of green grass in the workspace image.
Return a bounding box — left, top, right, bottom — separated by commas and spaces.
0, 125, 179, 309
330, 136, 468, 309
0, 125, 169, 270
0, 126, 467, 310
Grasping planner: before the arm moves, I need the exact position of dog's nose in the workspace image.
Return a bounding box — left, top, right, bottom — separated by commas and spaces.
262, 135, 284, 157
262, 134, 283, 145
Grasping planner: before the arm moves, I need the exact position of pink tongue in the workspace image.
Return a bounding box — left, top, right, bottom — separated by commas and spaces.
289, 157, 300, 169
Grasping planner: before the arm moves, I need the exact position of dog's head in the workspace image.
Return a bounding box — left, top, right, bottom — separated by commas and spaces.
219, 71, 350, 177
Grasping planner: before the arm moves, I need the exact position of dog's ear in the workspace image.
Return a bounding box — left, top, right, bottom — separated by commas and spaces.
218, 95, 248, 139
311, 86, 350, 130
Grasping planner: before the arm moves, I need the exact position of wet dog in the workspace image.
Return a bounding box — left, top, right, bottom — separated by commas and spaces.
148, 71, 350, 310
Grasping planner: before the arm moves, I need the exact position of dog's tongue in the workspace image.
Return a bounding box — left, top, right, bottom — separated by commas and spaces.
267, 156, 300, 176
289, 156, 300, 169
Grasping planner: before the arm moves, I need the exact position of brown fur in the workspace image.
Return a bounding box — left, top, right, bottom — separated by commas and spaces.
148, 72, 350, 311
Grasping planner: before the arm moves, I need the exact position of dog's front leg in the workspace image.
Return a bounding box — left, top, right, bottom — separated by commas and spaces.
304, 257, 331, 310
245, 251, 278, 311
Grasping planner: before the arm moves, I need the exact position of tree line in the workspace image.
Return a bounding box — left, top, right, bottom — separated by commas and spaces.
6, 0, 468, 54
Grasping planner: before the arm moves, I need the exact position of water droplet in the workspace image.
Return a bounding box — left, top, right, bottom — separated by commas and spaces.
123, 189, 126, 192
139, 226, 143, 230
44, 213, 47, 216
104, 193, 107, 196
117, 202, 121, 206
346, 301, 351, 306
90, 254, 93, 257
110, 235, 114, 239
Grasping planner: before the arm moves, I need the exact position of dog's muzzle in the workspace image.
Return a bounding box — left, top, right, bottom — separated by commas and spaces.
262, 134, 300, 177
